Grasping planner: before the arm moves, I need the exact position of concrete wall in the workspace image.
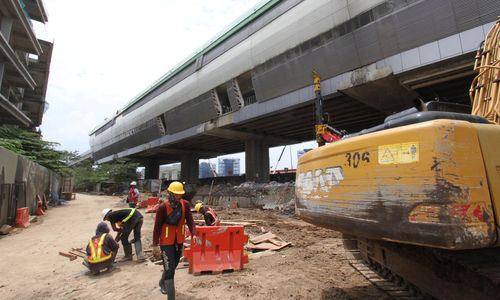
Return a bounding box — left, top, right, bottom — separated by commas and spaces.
0, 147, 60, 226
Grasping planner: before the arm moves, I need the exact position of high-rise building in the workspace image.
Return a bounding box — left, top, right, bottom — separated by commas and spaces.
218, 158, 240, 176
199, 162, 217, 178
160, 163, 181, 180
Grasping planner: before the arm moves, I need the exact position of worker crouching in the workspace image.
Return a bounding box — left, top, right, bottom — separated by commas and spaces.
101, 207, 145, 262
85, 222, 119, 274
194, 203, 220, 226
153, 181, 199, 298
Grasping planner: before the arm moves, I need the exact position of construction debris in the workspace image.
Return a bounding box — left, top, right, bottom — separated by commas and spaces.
246, 232, 291, 251
193, 181, 297, 212
0, 224, 13, 235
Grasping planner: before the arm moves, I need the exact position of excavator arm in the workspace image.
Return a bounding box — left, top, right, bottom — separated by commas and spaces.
312, 70, 345, 146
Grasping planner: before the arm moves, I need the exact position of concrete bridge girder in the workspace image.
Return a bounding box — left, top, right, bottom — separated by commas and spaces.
337, 64, 419, 115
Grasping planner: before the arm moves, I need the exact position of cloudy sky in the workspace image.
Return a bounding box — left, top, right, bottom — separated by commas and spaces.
34, 0, 316, 172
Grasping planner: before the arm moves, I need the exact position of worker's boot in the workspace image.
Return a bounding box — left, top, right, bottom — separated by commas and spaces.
159, 278, 167, 294
134, 240, 145, 261
165, 279, 175, 299
119, 244, 133, 262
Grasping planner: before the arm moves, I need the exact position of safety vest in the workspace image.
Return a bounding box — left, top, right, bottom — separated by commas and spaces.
206, 208, 220, 226
88, 233, 113, 263
159, 200, 186, 245
128, 188, 139, 202
129, 188, 139, 203
121, 208, 136, 223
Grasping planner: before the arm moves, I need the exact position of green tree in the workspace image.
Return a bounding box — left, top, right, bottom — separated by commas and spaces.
0, 125, 140, 192
0, 125, 77, 176
72, 158, 139, 192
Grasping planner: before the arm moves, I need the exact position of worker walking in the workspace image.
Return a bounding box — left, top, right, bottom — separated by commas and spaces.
153, 181, 199, 299
101, 207, 145, 262
84, 222, 119, 274
194, 203, 220, 226
128, 181, 139, 208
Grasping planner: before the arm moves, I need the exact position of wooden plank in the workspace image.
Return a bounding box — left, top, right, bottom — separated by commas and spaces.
220, 221, 256, 226
268, 238, 283, 247
246, 241, 291, 251
247, 242, 281, 250
72, 248, 86, 255
69, 251, 86, 258
250, 232, 277, 244
59, 252, 77, 261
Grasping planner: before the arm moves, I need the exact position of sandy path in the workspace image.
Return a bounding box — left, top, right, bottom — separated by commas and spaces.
0, 193, 387, 300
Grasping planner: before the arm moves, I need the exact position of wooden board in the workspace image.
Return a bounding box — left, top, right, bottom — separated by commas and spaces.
250, 232, 277, 244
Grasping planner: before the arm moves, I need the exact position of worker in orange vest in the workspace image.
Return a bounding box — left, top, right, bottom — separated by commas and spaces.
152, 181, 199, 298
84, 222, 119, 274
128, 181, 139, 208
194, 203, 220, 226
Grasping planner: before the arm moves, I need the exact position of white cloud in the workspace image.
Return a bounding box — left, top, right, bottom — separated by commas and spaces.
38, 0, 263, 153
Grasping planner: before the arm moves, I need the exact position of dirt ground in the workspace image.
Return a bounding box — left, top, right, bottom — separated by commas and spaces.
0, 193, 388, 300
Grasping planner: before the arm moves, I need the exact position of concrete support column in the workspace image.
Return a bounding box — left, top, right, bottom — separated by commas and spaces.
181, 154, 199, 184
245, 139, 269, 182
144, 160, 160, 180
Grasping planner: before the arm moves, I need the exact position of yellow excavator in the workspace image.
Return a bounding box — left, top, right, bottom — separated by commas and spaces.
296, 19, 500, 299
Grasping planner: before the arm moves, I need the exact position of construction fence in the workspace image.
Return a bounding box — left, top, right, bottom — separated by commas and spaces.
0, 146, 62, 226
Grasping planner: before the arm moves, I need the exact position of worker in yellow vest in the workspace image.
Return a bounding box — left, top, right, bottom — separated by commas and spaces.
102, 207, 145, 262
85, 222, 119, 274
153, 181, 199, 298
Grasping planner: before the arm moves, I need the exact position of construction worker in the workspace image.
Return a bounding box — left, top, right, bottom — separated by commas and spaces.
84, 222, 119, 274
128, 181, 139, 208
194, 203, 220, 226
153, 181, 199, 298
101, 207, 145, 262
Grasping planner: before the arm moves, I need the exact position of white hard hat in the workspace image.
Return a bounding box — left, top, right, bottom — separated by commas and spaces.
101, 208, 111, 220
130, 181, 137, 186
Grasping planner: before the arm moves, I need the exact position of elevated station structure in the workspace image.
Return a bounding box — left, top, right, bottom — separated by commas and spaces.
89, 0, 500, 183
0, 0, 52, 130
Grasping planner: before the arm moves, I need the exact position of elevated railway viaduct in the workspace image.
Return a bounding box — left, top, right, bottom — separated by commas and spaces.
89, 0, 500, 183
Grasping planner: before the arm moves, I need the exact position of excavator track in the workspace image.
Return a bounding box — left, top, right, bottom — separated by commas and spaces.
343, 235, 500, 299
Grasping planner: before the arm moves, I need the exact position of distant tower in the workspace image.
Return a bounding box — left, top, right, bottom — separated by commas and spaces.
160, 163, 181, 180
199, 162, 217, 178
218, 158, 240, 176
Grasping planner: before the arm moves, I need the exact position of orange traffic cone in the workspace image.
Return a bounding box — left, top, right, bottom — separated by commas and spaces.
35, 200, 44, 216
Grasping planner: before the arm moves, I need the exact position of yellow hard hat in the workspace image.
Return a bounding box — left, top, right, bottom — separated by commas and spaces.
195, 203, 202, 212
167, 181, 185, 194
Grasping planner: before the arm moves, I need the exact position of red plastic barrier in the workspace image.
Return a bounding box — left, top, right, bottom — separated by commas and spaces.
135, 200, 147, 208
15, 207, 29, 228
184, 226, 248, 275
145, 197, 159, 213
